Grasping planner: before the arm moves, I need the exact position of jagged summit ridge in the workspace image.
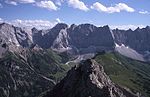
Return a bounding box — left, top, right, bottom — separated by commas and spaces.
43, 59, 139, 97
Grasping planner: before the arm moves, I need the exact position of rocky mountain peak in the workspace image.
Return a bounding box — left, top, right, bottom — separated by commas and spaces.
43, 59, 138, 97
79, 23, 96, 27
0, 23, 13, 28
146, 26, 150, 30
54, 23, 68, 30
70, 24, 77, 29
102, 25, 109, 29
135, 27, 140, 31
127, 28, 133, 32
76, 24, 97, 32
31, 27, 39, 34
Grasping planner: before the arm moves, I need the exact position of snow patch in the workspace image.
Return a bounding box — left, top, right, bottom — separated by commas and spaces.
115, 43, 120, 47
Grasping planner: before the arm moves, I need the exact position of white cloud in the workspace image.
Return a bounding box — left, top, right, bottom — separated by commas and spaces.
35, 0, 58, 11
0, 18, 147, 31
139, 10, 149, 15
91, 2, 135, 13
55, 0, 65, 6
110, 25, 145, 30
56, 18, 61, 23
0, 19, 60, 29
5, 0, 17, 5
0, 18, 3, 23
5, 0, 35, 5
5, 0, 59, 11
0, 3, 3, 8
15, 0, 35, 3
68, 0, 89, 11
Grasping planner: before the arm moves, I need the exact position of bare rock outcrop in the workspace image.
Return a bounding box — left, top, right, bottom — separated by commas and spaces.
43, 59, 139, 97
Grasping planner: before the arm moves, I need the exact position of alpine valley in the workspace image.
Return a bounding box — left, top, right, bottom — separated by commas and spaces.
0, 22, 150, 97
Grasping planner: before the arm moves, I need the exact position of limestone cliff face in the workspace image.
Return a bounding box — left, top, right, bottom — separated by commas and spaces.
43, 59, 138, 97
67, 24, 114, 54
32, 23, 68, 48
1, 22, 150, 61
32, 23, 115, 54
0, 23, 32, 48
0, 23, 33, 57
113, 26, 150, 53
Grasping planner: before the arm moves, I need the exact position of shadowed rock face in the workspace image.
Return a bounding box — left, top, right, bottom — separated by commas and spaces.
31, 24, 150, 61
43, 59, 138, 97
68, 24, 114, 53
32, 23, 68, 48
112, 27, 150, 61
68, 24, 114, 48
113, 26, 150, 53
33, 23, 115, 54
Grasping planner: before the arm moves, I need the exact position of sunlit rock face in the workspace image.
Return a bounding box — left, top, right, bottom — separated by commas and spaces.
32, 23, 68, 48
43, 59, 138, 97
0, 23, 32, 52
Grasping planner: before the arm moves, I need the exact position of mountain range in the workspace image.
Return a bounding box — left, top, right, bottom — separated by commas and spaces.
1, 22, 150, 61
0, 22, 150, 97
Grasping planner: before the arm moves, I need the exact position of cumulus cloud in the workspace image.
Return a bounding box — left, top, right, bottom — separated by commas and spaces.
35, 0, 58, 11
139, 10, 149, 15
68, 0, 89, 11
5, 0, 58, 11
110, 25, 145, 30
91, 2, 135, 13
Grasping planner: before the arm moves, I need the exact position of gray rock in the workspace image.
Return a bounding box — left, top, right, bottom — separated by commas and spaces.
0, 23, 33, 49
113, 26, 150, 53
43, 59, 139, 97
32, 23, 68, 48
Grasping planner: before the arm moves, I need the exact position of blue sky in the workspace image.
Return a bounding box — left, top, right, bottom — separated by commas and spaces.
0, 0, 150, 29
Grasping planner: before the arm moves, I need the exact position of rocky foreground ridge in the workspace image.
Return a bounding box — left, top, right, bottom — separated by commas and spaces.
42, 59, 140, 97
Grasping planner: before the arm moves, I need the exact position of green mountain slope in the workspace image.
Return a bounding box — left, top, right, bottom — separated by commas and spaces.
94, 52, 150, 97
0, 49, 71, 97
